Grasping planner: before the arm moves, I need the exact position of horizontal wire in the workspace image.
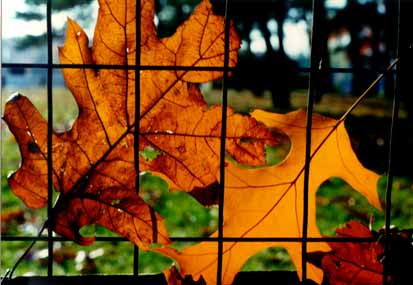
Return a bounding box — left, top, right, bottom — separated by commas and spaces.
1, 63, 234, 71
1, 63, 397, 74
0, 272, 304, 284
2, 235, 406, 243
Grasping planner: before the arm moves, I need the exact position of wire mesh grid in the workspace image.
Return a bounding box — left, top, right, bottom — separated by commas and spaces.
0, 0, 410, 284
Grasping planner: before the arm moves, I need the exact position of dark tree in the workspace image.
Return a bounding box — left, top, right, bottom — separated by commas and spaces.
330, 1, 387, 97
155, 0, 201, 37
209, 0, 313, 110
398, 0, 413, 125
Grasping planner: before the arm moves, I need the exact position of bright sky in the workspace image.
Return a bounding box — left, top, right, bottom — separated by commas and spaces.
326, 0, 347, 9
2, 0, 342, 59
1, 0, 98, 39
2, 0, 45, 38
2, 0, 349, 39
249, 19, 310, 59
284, 20, 310, 58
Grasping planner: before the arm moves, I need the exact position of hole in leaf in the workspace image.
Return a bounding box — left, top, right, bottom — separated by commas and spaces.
78, 225, 117, 240
265, 143, 290, 166
316, 177, 383, 236
139, 172, 169, 206
140, 146, 162, 161
110, 199, 121, 206
227, 130, 291, 168
156, 190, 218, 238
139, 172, 217, 239
79, 224, 96, 237
27, 141, 40, 153
265, 129, 291, 166
53, 87, 79, 133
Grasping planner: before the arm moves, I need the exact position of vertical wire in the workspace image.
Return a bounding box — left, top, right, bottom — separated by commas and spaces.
217, 0, 231, 284
383, 0, 401, 283
0, 0, 3, 275
46, 0, 54, 278
134, 0, 142, 277
302, 0, 320, 282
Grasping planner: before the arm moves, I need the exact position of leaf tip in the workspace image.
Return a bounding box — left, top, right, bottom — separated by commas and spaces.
71, 225, 97, 246
363, 174, 383, 211
6, 92, 23, 104
66, 16, 74, 24
372, 195, 383, 212
65, 17, 84, 37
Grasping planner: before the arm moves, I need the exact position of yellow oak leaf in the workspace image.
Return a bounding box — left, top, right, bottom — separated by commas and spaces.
158, 109, 381, 284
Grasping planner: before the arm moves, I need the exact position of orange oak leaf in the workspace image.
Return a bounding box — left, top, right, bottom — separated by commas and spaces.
158, 109, 382, 284
322, 221, 386, 285
3, 0, 277, 248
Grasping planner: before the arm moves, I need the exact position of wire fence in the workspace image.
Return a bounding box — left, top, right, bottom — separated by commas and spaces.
1, 0, 411, 284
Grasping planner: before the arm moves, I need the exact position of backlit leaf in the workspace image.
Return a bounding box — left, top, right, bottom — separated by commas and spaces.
322, 221, 386, 285
3, 0, 277, 249
158, 110, 381, 284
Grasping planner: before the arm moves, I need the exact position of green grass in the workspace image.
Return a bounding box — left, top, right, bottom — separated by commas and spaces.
2, 87, 412, 276
317, 176, 413, 235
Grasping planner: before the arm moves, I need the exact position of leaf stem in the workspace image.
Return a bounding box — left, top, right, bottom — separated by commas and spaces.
339, 58, 399, 123
311, 57, 400, 168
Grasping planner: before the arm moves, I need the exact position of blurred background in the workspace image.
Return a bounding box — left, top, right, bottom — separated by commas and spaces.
2, 0, 412, 108
2, 0, 413, 278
